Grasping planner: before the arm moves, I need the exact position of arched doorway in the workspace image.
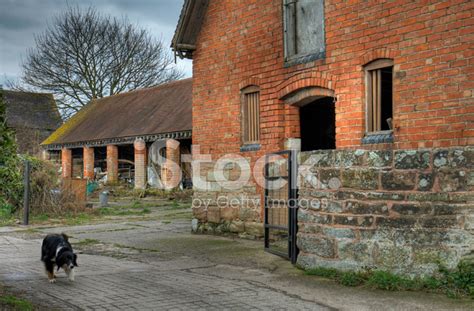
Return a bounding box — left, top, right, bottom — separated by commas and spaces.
299, 96, 336, 151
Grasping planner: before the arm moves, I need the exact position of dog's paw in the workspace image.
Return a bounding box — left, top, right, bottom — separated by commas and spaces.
49, 278, 56, 284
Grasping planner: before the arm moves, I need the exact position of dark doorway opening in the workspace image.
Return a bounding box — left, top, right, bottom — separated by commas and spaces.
299, 97, 336, 152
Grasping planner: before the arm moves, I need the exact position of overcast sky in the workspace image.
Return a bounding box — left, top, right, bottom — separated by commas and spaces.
0, 0, 192, 86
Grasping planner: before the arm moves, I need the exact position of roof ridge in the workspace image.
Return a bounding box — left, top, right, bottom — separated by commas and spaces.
2, 90, 54, 97
92, 78, 193, 102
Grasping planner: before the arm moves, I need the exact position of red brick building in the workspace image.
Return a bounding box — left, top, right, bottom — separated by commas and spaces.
174, 0, 472, 154
173, 1, 473, 275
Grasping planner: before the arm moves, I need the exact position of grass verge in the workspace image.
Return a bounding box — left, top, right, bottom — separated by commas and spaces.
0, 295, 33, 311
303, 260, 474, 299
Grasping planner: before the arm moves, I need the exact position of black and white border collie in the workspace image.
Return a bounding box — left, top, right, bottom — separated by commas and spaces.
41, 233, 78, 283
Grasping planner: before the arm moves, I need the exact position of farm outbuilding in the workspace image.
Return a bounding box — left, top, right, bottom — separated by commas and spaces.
3, 90, 62, 156
42, 78, 193, 189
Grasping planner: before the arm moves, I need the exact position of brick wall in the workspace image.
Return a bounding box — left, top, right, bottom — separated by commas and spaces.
297, 146, 473, 275
192, 0, 473, 154
190, 0, 473, 241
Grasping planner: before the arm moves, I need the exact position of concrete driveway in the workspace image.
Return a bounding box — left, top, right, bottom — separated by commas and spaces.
0, 217, 471, 310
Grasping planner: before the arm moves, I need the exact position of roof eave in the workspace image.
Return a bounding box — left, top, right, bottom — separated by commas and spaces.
171, 0, 209, 60
41, 130, 192, 150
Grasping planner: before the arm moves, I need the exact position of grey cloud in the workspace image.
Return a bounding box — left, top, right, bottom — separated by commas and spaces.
0, 0, 191, 85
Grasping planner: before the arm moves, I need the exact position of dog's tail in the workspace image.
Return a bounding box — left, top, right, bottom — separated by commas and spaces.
61, 233, 69, 242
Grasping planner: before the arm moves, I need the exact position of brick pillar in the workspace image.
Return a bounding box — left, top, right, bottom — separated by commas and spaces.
134, 139, 147, 189
162, 139, 181, 190
61, 148, 72, 179
83, 146, 94, 180
106, 145, 118, 183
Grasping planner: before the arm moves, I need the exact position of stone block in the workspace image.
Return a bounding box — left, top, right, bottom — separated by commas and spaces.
297, 209, 333, 224
300, 150, 334, 167
381, 170, 416, 190
323, 200, 343, 213
377, 217, 416, 228
342, 169, 379, 190
334, 215, 374, 227
367, 150, 393, 167
336, 190, 404, 201
192, 206, 207, 221
394, 150, 430, 169
373, 243, 412, 270
299, 223, 324, 234
406, 192, 449, 202
220, 207, 239, 221
418, 173, 435, 191
207, 206, 221, 223
229, 220, 245, 233
244, 221, 264, 237
318, 169, 342, 190
464, 216, 474, 230
437, 169, 468, 192
338, 241, 372, 263
432, 203, 471, 216
391, 203, 432, 216
334, 149, 366, 167
323, 227, 356, 239
434, 148, 472, 169
308, 190, 335, 199
419, 217, 461, 229
297, 235, 336, 258
448, 193, 474, 203
345, 201, 388, 215
239, 207, 260, 221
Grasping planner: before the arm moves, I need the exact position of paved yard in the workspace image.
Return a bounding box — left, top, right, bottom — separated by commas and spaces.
0, 215, 472, 310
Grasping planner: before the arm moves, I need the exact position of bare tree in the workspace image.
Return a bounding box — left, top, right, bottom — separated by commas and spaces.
22, 7, 183, 119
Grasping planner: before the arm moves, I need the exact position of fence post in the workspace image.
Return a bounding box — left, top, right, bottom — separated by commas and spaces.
23, 160, 30, 225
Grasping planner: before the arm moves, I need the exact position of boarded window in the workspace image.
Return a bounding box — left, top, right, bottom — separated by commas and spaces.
365, 59, 394, 132
283, 0, 325, 63
242, 86, 260, 144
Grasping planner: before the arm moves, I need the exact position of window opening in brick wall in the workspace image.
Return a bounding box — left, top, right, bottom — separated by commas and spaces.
283, 0, 326, 65
242, 86, 261, 145
365, 59, 394, 132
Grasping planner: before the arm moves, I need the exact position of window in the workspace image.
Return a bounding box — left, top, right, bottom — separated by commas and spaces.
241, 86, 260, 145
283, 0, 325, 64
365, 59, 394, 133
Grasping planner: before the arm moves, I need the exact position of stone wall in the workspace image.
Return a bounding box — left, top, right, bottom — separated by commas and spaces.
297, 147, 473, 276
192, 159, 264, 238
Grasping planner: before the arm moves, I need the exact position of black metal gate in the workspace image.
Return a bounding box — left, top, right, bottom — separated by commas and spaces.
264, 150, 298, 264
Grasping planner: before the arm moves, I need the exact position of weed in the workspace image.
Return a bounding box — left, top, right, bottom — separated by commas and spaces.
303, 261, 474, 298
305, 267, 339, 279
366, 271, 414, 291
340, 271, 366, 287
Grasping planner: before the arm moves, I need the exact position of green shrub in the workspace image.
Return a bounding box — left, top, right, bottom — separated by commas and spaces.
0, 91, 23, 214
